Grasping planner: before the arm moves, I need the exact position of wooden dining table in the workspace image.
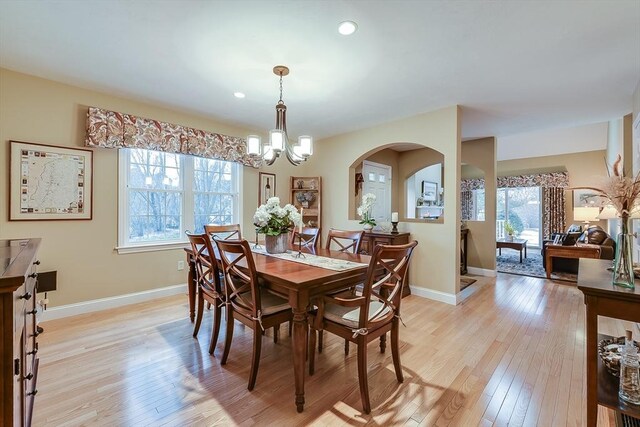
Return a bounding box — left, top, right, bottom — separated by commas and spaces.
184, 245, 370, 412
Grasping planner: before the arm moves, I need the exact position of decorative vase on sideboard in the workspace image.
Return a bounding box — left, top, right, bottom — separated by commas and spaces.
613, 213, 635, 289
265, 233, 288, 254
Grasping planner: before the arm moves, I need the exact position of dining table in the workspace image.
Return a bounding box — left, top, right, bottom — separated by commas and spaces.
184, 245, 370, 412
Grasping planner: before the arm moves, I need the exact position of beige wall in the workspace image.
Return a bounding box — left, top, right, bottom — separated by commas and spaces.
0, 68, 297, 306
498, 150, 608, 231
462, 137, 497, 271
308, 106, 462, 295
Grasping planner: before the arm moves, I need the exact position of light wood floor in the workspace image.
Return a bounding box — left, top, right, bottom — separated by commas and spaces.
34, 274, 635, 426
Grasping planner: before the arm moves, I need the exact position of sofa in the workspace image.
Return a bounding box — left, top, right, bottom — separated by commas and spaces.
541, 225, 616, 274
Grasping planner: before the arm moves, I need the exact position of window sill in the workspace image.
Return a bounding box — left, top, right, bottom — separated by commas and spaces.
115, 241, 189, 254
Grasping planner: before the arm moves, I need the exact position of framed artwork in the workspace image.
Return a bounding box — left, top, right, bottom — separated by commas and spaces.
258, 172, 276, 205
10, 141, 93, 220
422, 181, 438, 202
573, 189, 607, 208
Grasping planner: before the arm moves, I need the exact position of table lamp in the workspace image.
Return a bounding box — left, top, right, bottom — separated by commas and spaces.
574, 206, 599, 225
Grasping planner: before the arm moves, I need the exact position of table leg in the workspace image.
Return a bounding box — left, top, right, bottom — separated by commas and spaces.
585, 301, 598, 427
499, 247, 502, 256
292, 307, 308, 412
545, 254, 552, 279
519, 248, 523, 263
187, 255, 196, 322
524, 245, 527, 259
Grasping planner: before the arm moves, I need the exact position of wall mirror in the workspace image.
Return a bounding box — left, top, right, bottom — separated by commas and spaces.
461, 164, 485, 221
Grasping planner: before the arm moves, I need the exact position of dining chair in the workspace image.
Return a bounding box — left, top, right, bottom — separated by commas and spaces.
214, 238, 293, 391
308, 241, 418, 413
204, 223, 242, 240
319, 228, 365, 353
185, 231, 225, 355
289, 227, 321, 253
325, 229, 364, 253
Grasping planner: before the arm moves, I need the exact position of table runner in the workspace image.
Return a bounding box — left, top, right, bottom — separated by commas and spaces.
251, 246, 368, 271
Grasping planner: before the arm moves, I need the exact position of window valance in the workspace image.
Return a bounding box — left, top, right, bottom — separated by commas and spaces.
84, 107, 261, 168
497, 172, 569, 189
461, 178, 485, 192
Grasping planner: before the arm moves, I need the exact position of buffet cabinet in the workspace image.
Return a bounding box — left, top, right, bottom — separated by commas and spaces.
1, 238, 41, 427
359, 231, 411, 297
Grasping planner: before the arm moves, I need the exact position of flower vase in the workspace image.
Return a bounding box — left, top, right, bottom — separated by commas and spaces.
265, 233, 288, 254
613, 214, 635, 289
363, 223, 373, 231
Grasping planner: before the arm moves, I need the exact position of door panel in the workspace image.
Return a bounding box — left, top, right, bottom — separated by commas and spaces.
362, 161, 391, 222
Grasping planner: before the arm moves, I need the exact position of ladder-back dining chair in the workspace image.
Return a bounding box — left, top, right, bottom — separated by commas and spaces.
308, 241, 418, 413
214, 238, 293, 391
185, 231, 225, 355
325, 229, 364, 253
289, 227, 321, 253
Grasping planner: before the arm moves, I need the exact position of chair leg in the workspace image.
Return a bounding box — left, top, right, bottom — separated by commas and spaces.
344, 339, 349, 355
379, 333, 386, 353
208, 299, 222, 355
207, 301, 212, 310
357, 339, 371, 414
391, 319, 404, 383
288, 321, 292, 336
309, 329, 316, 375
192, 291, 205, 338
248, 324, 263, 391
273, 325, 279, 344
221, 308, 234, 365
318, 330, 323, 353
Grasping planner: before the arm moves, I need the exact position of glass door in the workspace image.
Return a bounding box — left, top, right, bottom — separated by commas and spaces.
497, 186, 542, 247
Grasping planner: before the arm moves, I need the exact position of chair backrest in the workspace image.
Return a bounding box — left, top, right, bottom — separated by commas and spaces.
204, 224, 242, 241
185, 231, 221, 296
290, 227, 321, 253
359, 241, 418, 329
213, 238, 260, 319
325, 229, 364, 253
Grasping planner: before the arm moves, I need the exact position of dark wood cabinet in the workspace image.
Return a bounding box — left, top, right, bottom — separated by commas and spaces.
1, 238, 41, 427
359, 231, 411, 297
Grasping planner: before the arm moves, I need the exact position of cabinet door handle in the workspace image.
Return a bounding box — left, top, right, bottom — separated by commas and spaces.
26, 309, 37, 315
27, 349, 38, 356
33, 260, 41, 265
27, 389, 37, 396
33, 330, 41, 338
28, 273, 37, 278
20, 292, 32, 300
24, 373, 33, 380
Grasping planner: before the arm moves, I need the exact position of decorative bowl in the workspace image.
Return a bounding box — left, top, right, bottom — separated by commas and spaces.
598, 336, 640, 377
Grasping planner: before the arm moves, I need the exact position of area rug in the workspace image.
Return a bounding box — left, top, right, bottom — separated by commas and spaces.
496, 250, 578, 282
460, 277, 477, 291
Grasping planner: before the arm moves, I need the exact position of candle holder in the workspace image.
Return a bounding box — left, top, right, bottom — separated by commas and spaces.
293, 234, 306, 259
252, 231, 261, 249
391, 222, 399, 234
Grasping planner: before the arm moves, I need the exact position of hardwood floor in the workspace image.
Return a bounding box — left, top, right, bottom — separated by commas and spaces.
34, 273, 634, 426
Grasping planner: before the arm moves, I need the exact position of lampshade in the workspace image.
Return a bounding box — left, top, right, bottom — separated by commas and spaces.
596, 205, 618, 220
574, 206, 599, 222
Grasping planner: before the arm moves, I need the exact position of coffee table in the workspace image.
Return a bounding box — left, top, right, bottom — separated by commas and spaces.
496, 238, 527, 263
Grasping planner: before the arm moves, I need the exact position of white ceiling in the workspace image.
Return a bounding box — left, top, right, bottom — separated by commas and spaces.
1, 0, 639, 141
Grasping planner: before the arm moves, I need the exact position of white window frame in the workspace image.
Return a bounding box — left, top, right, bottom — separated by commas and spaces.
116, 149, 242, 254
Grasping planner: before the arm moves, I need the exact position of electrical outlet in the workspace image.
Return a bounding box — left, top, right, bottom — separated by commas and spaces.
177, 260, 185, 271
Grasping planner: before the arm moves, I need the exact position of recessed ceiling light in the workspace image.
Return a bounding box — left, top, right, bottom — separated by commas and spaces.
338, 21, 357, 36
234, 92, 245, 99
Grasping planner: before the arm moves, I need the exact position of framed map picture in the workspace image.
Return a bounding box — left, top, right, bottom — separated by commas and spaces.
10, 141, 93, 220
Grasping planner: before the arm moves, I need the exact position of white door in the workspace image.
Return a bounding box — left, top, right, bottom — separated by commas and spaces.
362, 160, 392, 223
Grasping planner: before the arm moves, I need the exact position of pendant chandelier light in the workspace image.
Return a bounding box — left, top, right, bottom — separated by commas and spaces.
246, 65, 313, 166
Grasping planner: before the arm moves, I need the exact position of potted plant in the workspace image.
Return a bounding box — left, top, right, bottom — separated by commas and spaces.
357, 193, 377, 231
253, 197, 302, 253
295, 191, 315, 208
504, 222, 515, 241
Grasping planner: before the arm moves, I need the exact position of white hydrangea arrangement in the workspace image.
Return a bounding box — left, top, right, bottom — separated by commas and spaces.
253, 197, 302, 236
357, 193, 377, 227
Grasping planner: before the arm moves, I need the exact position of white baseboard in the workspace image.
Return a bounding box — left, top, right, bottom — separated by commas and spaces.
409, 285, 457, 305
467, 267, 497, 277
40, 284, 187, 322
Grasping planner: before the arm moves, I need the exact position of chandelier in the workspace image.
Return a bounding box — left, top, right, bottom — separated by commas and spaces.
246, 65, 313, 166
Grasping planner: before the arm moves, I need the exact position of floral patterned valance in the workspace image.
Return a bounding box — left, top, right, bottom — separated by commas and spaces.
461, 178, 485, 192
497, 172, 569, 189
84, 107, 261, 168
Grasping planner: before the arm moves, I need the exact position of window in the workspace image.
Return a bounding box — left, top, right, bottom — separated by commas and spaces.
497, 186, 542, 247
118, 148, 241, 252
472, 189, 485, 221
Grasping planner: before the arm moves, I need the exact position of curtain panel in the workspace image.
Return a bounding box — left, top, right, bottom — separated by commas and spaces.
84, 107, 261, 168
461, 190, 473, 220
460, 178, 485, 192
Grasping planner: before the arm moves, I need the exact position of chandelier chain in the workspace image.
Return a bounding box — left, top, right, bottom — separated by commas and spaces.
278, 73, 284, 104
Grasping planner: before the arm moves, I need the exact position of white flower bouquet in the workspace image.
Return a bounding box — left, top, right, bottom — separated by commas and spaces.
357, 193, 377, 227
253, 197, 302, 236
